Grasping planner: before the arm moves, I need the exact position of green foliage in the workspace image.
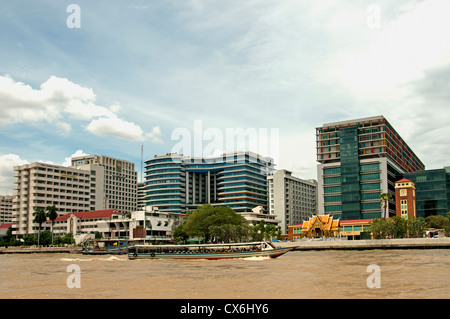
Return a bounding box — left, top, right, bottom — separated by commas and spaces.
407, 217, 426, 238
180, 204, 247, 242
425, 215, 450, 229
370, 216, 427, 239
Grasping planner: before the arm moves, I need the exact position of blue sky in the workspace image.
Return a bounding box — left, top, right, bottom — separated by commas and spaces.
1, 0, 450, 195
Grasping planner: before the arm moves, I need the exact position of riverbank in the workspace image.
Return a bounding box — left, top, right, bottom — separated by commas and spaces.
277, 237, 450, 250
0, 246, 81, 254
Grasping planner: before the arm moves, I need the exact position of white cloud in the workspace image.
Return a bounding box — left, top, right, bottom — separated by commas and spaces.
0, 75, 161, 142
0, 154, 28, 195
145, 125, 163, 144
86, 114, 146, 141
62, 150, 88, 167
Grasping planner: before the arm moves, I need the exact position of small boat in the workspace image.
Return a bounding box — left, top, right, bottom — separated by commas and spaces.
127, 241, 293, 260
82, 238, 128, 255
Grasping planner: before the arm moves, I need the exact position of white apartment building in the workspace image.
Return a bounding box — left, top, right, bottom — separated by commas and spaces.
71, 155, 137, 213
268, 169, 318, 234
0, 195, 14, 223
13, 162, 92, 237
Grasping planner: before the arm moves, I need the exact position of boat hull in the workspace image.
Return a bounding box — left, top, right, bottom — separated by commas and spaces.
128, 247, 292, 260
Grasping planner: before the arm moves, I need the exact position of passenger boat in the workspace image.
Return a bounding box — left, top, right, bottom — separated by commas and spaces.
127, 241, 293, 260
82, 238, 128, 255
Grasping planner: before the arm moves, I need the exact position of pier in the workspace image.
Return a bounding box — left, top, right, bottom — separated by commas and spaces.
278, 238, 450, 251
0, 246, 82, 254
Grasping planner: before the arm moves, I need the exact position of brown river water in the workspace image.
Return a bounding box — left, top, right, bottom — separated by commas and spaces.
0, 249, 449, 299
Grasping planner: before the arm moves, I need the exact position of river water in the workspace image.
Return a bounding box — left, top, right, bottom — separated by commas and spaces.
0, 249, 449, 299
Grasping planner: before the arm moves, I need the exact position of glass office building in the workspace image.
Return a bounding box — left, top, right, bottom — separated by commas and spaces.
404, 167, 450, 218
144, 152, 274, 214
316, 116, 425, 220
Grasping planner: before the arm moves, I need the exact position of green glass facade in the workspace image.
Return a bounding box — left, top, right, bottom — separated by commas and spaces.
339, 127, 361, 220
404, 167, 450, 218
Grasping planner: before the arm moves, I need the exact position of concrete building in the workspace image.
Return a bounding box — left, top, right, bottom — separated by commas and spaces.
0, 195, 14, 223
12, 154, 138, 238
144, 151, 274, 216
268, 169, 317, 234
12, 162, 92, 237
71, 154, 138, 213
316, 115, 424, 220
52, 207, 184, 244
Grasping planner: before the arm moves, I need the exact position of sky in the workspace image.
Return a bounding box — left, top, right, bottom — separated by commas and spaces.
1, 0, 450, 195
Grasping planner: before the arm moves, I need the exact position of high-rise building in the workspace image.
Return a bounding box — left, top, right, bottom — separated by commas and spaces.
404, 166, 450, 218
12, 162, 92, 236
144, 151, 274, 215
316, 115, 424, 220
0, 195, 14, 223
267, 169, 317, 234
71, 155, 138, 213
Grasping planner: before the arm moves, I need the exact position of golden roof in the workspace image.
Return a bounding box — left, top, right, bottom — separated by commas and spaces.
302, 214, 340, 232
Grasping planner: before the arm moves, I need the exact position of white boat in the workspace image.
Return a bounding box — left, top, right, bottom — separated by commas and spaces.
82, 238, 128, 255
127, 241, 293, 260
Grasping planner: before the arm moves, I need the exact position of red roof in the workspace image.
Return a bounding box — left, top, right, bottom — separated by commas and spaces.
54, 209, 120, 222
0, 223, 13, 230
396, 178, 412, 183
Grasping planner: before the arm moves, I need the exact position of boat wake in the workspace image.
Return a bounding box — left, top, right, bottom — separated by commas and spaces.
60, 256, 126, 262
242, 256, 271, 261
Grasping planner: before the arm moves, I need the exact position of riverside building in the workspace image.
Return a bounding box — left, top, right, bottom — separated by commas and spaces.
403, 166, 450, 218
71, 154, 138, 213
0, 195, 14, 223
12, 155, 138, 237
316, 115, 424, 220
12, 162, 92, 237
144, 151, 274, 215
268, 169, 317, 234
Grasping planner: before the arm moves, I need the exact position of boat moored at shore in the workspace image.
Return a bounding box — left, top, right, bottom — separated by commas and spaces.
127, 241, 293, 260
82, 238, 128, 255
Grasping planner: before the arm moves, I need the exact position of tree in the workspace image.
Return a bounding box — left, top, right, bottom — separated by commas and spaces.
181, 204, 247, 242
46, 205, 58, 245
407, 217, 426, 238
33, 207, 47, 247
379, 193, 392, 218
425, 215, 450, 230
390, 216, 407, 238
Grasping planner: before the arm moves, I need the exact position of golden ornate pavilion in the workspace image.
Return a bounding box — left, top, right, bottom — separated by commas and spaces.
301, 214, 340, 238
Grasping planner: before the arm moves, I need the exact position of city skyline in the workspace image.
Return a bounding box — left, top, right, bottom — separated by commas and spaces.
1, 0, 450, 195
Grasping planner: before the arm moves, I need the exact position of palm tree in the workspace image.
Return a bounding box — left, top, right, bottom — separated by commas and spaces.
379, 193, 393, 218
46, 205, 58, 245
33, 207, 47, 247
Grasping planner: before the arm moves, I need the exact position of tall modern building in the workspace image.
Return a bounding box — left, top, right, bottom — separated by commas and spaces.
71, 154, 138, 213
404, 166, 450, 218
268, 169, 317, 234
144, 151, 274, 215
316, 115, 424, 220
